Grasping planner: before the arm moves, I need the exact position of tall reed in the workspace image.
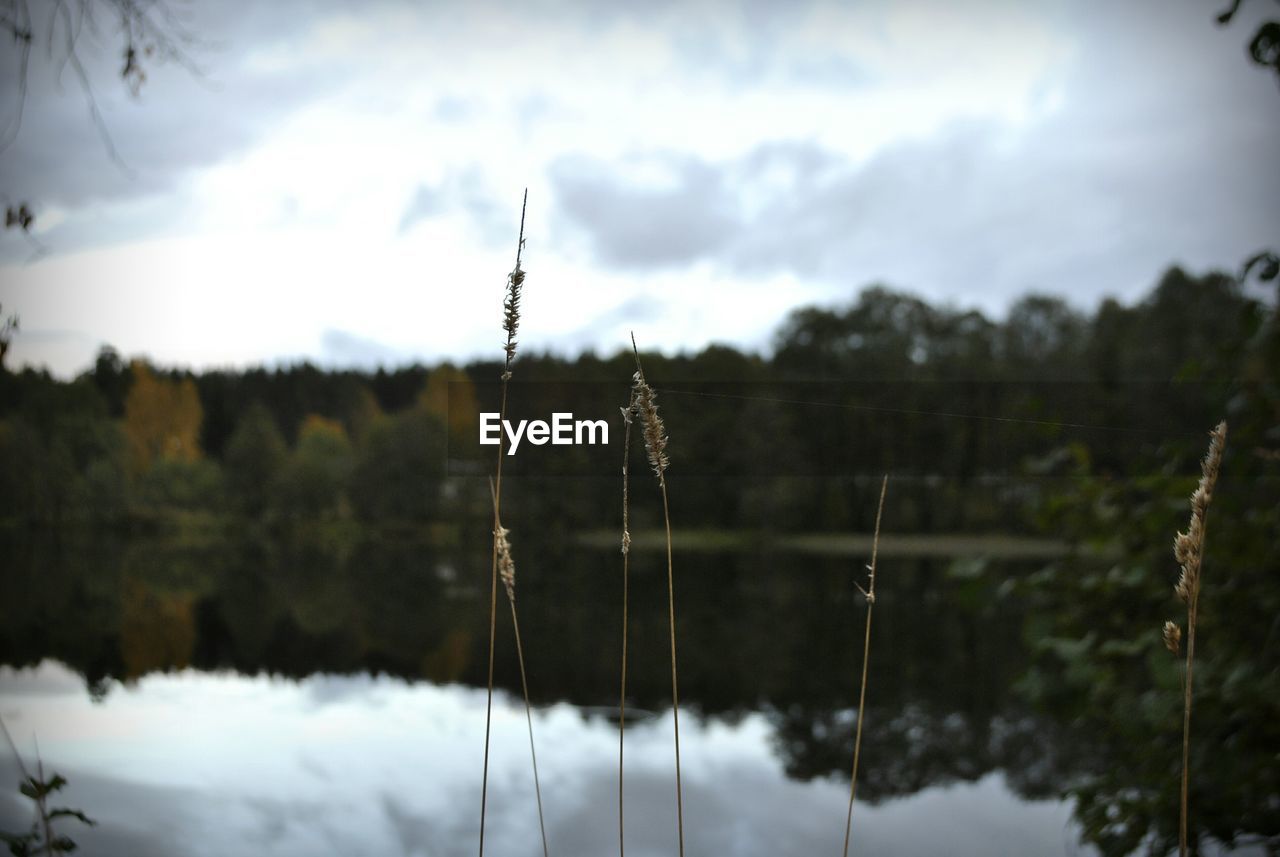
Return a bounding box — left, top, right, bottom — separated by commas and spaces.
1164, 420, 1226, 857
841, 474, 888, 857
618, 388, 637, 857
479, 189, 528, 857
489, 479, 549, 857
629, 334, 683, 857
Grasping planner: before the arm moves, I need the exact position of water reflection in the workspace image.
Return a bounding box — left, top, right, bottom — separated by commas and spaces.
0, 662, 1086, 857
4, 527, 1263, 854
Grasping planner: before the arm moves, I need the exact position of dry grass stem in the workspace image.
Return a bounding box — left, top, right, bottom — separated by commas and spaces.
488, 478, 549, 857
480, 189, 528, 857
618, 391, 637, 857
842, 474, 888, 857
1166, 420, 1226, 857
630, 334, 683, 857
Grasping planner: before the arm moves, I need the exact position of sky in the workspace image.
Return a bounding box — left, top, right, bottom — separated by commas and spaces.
0, 0, 1277, 378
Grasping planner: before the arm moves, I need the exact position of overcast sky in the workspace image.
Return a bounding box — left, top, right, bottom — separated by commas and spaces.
1, 0, 1277, 377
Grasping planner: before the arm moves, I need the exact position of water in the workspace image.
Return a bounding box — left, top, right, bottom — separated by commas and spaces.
0, 527, 1266, 855
0, 662, 1087, 857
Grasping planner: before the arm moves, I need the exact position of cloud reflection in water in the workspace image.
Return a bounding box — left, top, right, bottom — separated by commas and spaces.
0, 661, 1086, 856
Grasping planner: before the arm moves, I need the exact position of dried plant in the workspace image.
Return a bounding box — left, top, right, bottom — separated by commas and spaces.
841, 475, 888, 857
617, 390, 637, 857
1164, 420, 1226, 857
480, 189, 528, 857
629, 334, 684, 857
489, 480, 549, 857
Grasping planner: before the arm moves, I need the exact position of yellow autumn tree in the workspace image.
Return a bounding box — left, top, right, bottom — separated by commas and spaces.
123, 360, 203, 474
419, 362, 477, 440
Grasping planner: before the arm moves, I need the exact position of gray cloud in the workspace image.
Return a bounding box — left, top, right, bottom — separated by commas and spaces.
0, 1, 346, 233
542, 0, 1280, 309
550, 152, 741, 268
551, 92, 1278, 312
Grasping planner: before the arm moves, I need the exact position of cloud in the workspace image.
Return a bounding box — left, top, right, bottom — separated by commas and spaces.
397, 167, 510, 243
319, 329, 402, 369
549, 152, 741, 268
397, 185, 448, 233
551, 88, 1278, 312
0, 0, 348, 226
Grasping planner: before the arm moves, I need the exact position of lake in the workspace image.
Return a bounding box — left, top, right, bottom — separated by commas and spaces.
0, 526, 1265, 855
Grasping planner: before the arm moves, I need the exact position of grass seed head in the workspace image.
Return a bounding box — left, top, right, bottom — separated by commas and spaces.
495, 524, 516, 602
502, 263, 524, 375
632, 372, 669, 480
1172, 421, 1227, 605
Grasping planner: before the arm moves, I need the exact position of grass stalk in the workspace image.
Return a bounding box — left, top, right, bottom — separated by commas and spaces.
1166, 421, 1226, 857
842, 474, 888, 857
479, 189, 527, 857
618, 391, 637, 857
630, 335, 683, 857
490, 479, 549, 857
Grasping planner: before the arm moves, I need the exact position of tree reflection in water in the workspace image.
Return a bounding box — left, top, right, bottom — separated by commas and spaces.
0, 525, 1272, 854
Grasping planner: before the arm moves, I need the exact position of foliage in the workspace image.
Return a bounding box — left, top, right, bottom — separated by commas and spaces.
0, 264, 1269, 547
1217, 0, 1280, 81
0, 718, 95, 857
0, 304, 16, 367
0, 771, 95, 855
222, 402, 287, 516
348, 407, 447, 522
1010, 273, 1280, 854
123, 361, 203, 473
271, 415, 354, 520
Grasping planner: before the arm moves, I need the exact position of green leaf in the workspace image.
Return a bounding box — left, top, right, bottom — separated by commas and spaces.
46, 810, 94, 828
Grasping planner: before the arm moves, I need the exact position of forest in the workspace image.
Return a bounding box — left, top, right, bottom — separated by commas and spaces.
0, 263, 1270, 537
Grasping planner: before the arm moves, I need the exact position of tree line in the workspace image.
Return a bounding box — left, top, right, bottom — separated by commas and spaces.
0, 263, 1271, 535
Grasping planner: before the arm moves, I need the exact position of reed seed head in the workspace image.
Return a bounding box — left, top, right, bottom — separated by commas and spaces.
1172, 421, 1227, 605
1163, 620, 1182, 656
495, 523, 516, 602
632, 371, 669, 480
502, 263, 524, 374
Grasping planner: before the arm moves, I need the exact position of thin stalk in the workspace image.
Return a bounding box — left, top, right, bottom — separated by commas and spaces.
842, 474, 888, 857
1169, 421, 1225, 857
35, 741, 51, 855
479, 381, 505, 857
629, 336, 682, 857
509, 600, 549, 857
480, 189, 527, 857
660, 477, 684, 857
489, 476, 550, 857
1180, 595, 1197, 857
619, 395, 636, 857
